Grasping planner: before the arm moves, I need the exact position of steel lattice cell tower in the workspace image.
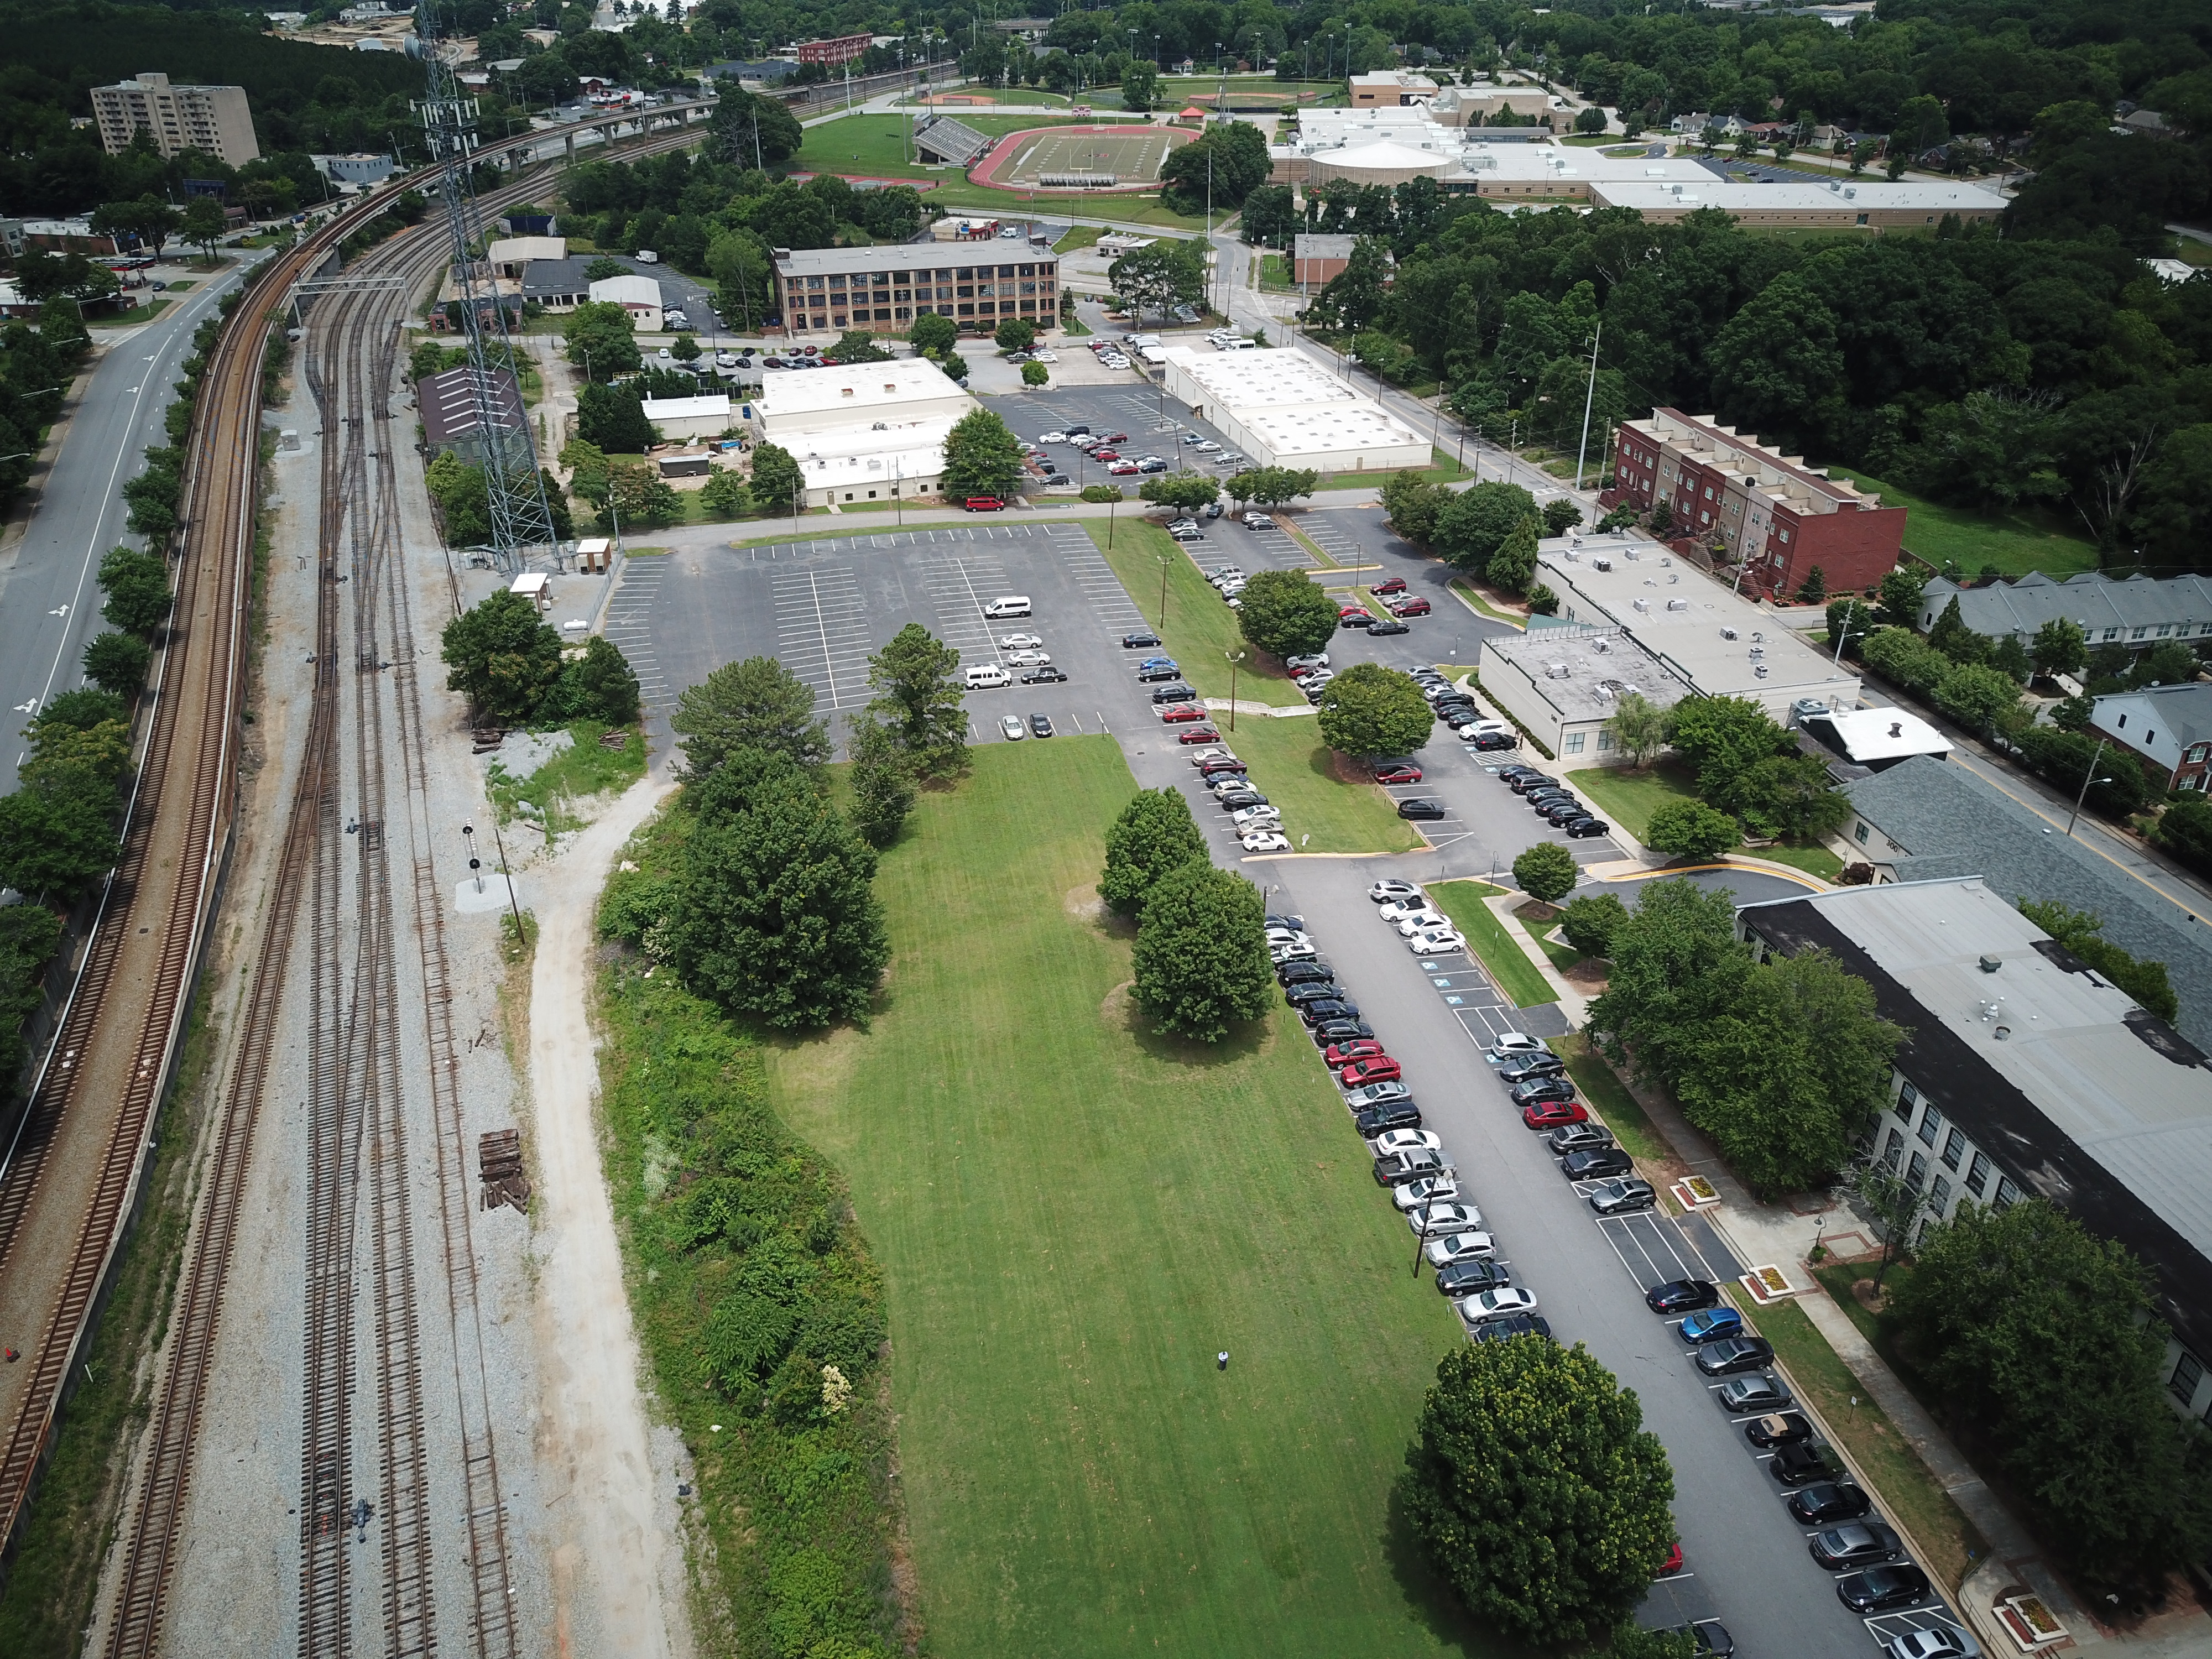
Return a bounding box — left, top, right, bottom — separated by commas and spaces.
413, 4, 560, 571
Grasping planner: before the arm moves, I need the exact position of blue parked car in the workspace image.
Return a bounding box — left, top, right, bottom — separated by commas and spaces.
1679, 1307, 1746, 1345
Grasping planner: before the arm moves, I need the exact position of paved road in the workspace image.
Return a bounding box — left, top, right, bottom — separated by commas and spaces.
0, 255, 268, 793
1261, 861, 1959, 1656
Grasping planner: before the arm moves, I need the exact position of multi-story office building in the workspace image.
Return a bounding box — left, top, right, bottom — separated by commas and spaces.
1738, 877, 2212, 1425
771, 244, 1058, 336
794, 33, 870, 65
91, 71, 259, 167
1608, 408, 1905, 600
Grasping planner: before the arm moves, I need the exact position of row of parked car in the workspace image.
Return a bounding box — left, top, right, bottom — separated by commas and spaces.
1171, 713, 1292, 854
1489, 761, 1614, 840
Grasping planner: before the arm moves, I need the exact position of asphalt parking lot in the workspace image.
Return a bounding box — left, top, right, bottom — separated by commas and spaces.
1261, 866, 1980, 1658
995, 381, 1256, 495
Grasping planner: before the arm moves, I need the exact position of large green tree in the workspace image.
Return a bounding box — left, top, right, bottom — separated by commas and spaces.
1602, 692, 1670, 769
1235, 569, 1339, 659
1892, 1200, 2212, 1582
441, 589, 564, 724
97, 545, 170, 634
667, 751, 889, 1030
1400, 1339, 1676, 1646
1512, 842, 1579, 905
1707, 270, 1845, 456
82, 631, 151, 699
1316, 663, 1434, 759
941, 407, 1026, 502
1130, 861, 1275, 1042
562, 300, 643, 382
1587, 878, 1750, 1086
1098, 787, 1208, 919
1644, 799, 1740, 862
865, 624, 967, 780
707, 84, 804, 165
577, 381, 657, 452
846, 715, 916, 849
1434, 481, 1537, 574
1666, 696, 1794, 807
1138, 473, 1220, 513
673, 656, 831, 776
1224, 467, 1319, 508
749, 442, 805, 515
0, 759, 122, 899
1671, 948, 1901, 1195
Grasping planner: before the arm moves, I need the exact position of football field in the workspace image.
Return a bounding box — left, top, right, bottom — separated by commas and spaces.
996, 124, 1186, 185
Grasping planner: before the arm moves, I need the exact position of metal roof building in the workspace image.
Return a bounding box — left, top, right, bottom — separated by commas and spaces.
418, 365, 525, 466
1739, 877, 2212, 1423
1916, 571, 2212, 653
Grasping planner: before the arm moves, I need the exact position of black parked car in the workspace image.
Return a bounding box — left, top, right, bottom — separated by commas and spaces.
1215, 790, 1267, 811
1646, 1279, 1720, 1314
1808, 1522, 1903, 1570
1563, 817, 1612, 838
1136, 664, 1182, 682
1744, 1411, 1813, 1447
1771, 1440, 1838, 1486
1695, 1337, 1777, 1376
1836, 1564, 1931, 1614
1151, 683, 1198, 703
1284, 981, 1344, 1006
1469, 731, 1517, 751
1122, 631, 1162, 649
1472, 1312, 1554, 1344
1368, 619, 1410, 637
1789, 1481, 1873, 1524
1436, 1259, 1512, 1298
1562, 1146, 1635, 1181
1500, 1055, 1566, 1083
1021, 666, 1068, 684
1300, 998, 1360, 1026
1397, 798, 1447, 820
1510, 1076, 1577, 1105
1538, 801, 1592, 825
1353, 1101, 1422, 1136
1277, 961, 1335, 986
1311, 1019, 1374, 1046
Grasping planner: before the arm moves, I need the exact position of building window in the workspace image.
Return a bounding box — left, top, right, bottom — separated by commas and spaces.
2190, 745, 2210, 764
2133, 627, 2147, 640
807, 276, 825, 290
1965, 1150, 1990, 1196
1992, 1176, 2019, 1211
1930, 1173, 1952, 1213
1895, 1081, 1917, 1118
832, 313, 847, 327
1942, 1127, 1965, 1171
1907, 1151, 1928, 1190
2103, 628, 2119, 640
1882, 1128, 1903, 1169
1778, 528, 1791, 542
2157, 624, 2171, 638
1597, 730, 1614, 751
1917, 1104, 1942, 1146
1564, 731, 1586, 753
2172, 1350, 2206, 1408
1854, 822, 1870, 844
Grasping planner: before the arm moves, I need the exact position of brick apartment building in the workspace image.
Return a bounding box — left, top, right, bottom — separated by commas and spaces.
795, 33, 871, 66
1607, 408, 1906, 599
772, 244, 1058, 335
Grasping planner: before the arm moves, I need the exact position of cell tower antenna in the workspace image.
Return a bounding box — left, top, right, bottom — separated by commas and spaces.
412, 1, 560, 572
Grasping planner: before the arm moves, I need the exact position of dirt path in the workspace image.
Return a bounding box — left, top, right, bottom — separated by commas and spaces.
525, 771, 688, 1659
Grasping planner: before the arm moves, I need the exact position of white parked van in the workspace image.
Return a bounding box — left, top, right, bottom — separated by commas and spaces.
965, 663, 1012, 689
982, 596, 1032, 618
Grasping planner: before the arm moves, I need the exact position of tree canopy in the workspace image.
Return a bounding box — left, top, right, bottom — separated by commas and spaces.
1235, 569, 1340, 660
1098, 788, 1208, 919
941, 408, 1026, 503
1400, 1339, 1676, 1646
865, 625, 967, 780
1130, 862, 1276, 1042
673, 655, 831, 776
1316, 663, 1434, 760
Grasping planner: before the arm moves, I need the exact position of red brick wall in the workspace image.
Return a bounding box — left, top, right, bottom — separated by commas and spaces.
1755, 505, 1905, 598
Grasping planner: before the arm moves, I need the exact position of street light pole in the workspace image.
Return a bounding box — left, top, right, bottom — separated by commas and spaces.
2065, 737, 2111, 838
1227, 649, 1244, 731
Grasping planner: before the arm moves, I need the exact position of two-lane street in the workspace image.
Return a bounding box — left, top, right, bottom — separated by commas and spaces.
0, 254, 267, 793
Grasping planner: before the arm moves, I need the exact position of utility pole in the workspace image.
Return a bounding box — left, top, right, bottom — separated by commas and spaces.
1574, 320, 1602, 491
2066, 737, 2111, 838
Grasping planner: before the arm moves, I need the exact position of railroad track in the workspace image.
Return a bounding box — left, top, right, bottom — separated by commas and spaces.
78, 119, 705, 1656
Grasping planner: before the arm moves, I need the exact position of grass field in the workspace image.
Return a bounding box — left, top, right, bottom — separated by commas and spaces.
1735, 1279, 1988, 1591
1426, 879, 1554, 1009
1568, 763, 1840, 878
1827, 467, 2098, 581
1092, 523, 1423, 853
762, 739, 1488, 1658
1053, 224, 1105, 253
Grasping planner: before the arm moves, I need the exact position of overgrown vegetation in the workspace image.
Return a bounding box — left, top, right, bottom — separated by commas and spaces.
595, 822, 905, 1657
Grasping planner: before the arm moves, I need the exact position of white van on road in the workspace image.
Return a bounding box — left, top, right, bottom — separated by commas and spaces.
982, 596, 1032, 618
965, 664, 1012, 689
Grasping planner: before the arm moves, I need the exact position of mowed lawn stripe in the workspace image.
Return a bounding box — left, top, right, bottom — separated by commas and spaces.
766, 737, 1488, 1657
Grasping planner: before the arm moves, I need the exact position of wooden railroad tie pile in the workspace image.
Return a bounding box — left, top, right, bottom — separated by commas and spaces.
478, 1128, 530, 1212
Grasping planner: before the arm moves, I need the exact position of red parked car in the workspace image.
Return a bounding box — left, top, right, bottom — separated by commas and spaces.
1370, 577, 1407, 596
1176, 725, 1222, 744
1340, 1056, 1404, 1088
1105, 431, 1130, 443
1092, 448, 1120, 461
1372, 763, 1424, 784
1160, 703, 1209, 723
1323, 1038, 1385, 1067
1390, 597, 1433, 617
1661, 1543, 1684, 1575
1522, 1099, 1589, 1129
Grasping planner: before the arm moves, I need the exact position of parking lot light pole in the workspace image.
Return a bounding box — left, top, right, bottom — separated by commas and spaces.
1412, 1202, 1433, 1276
1155, 549, 1172, 628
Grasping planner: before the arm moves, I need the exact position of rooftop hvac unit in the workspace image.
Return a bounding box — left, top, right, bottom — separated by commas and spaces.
1754, 665, 1769, 677
1545, 662, 1572, 679
1593, 638, 1611, 653
1749, 646, 1765, 658
1721, 627, 1739, 640
1632, 598, 1651, 613
1666, 598, 1688, 610
1844, 187, 1856, 199
1592, 557, 1613, 571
